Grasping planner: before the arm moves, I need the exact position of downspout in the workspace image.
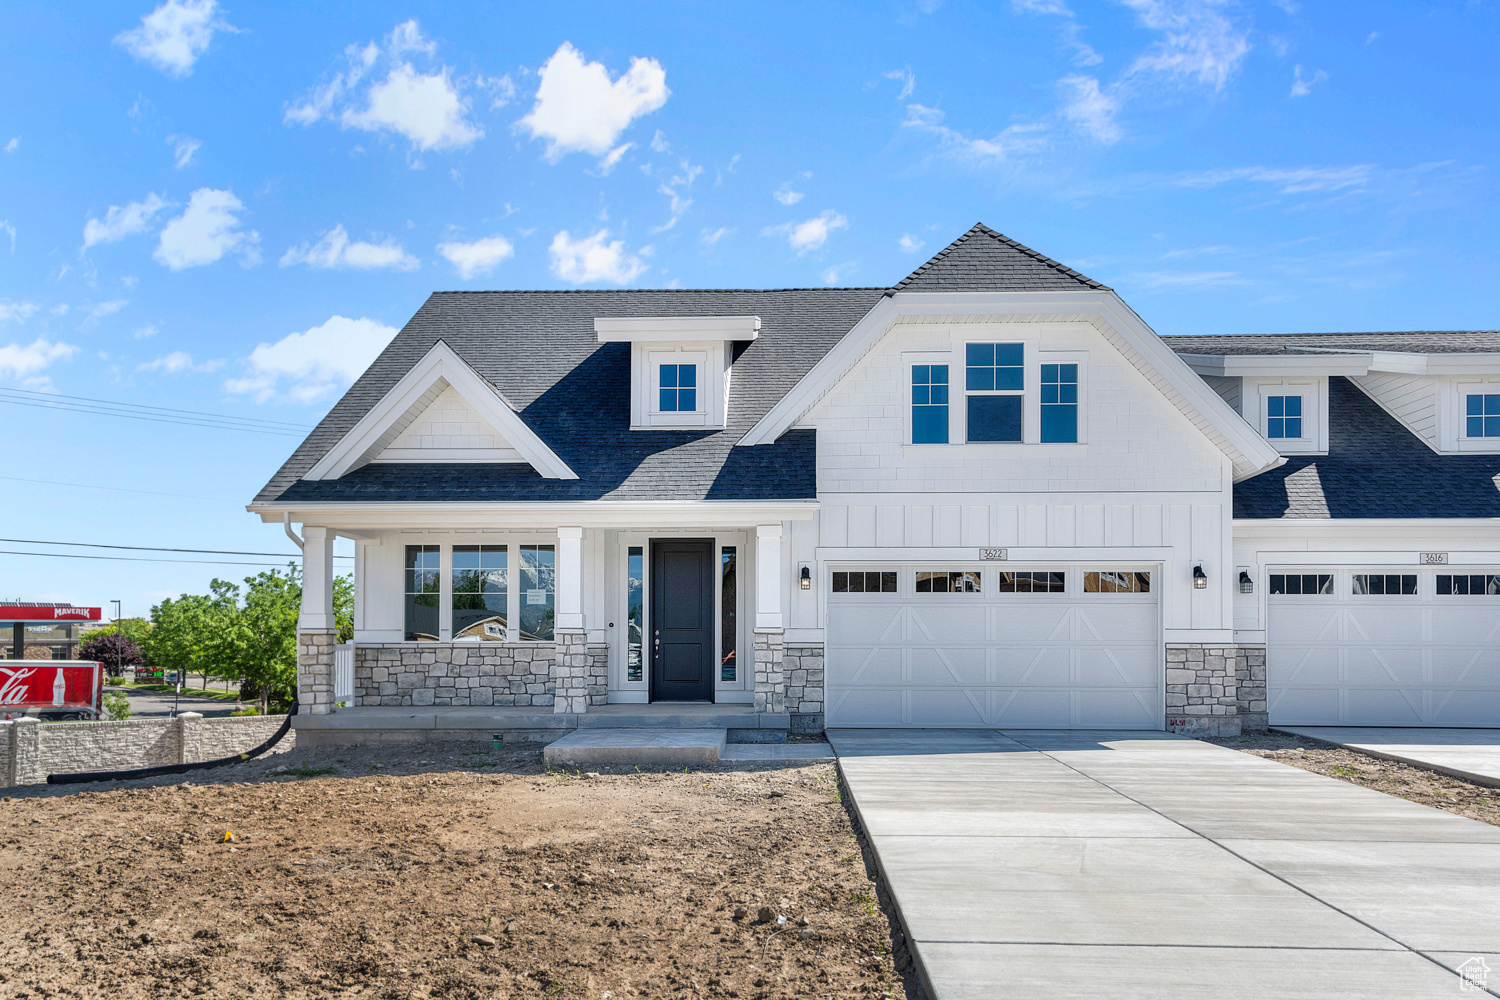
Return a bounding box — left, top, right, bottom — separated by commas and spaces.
283, 513, 304, 550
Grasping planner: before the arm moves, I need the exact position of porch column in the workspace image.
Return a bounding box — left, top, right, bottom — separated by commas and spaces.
754, 524, 786, 714
297, 526, 336, 715
553, 526, 589, 714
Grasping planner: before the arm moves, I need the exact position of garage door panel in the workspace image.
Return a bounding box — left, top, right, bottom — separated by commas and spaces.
1345, 607, 1426, 644
992, 648, 1071, 687
828, 687, 905, 727
987, 605, 1072, 642
994, 690, 1072, 728
1344, 648, 1427, 686
1430, 649, 1500, 686
1433, 690, 1500, 727
909, 607, 988, 643
1076, 648, 1157, 687
1343, 690, 1426, 726
1430, 608, 1500, 645
1274, 648, 1343, 686
909, 647, 987, 686
908, 688, 988, 727
828, 646, 904, 687
1268, 685, 1342, 725
1076, 604, 1158, 643
1077, 689, 1158, 728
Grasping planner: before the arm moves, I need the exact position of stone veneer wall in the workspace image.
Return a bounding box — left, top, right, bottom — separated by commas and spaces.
297, 630, 336, 715
1235, 645, 1268, 731
785, 643, 825, 734
353, 643, 556, 708
552, 633, 609, 714
1164, 645, 1270, 737
3, 713, 291, 786
752, 631, 785, 715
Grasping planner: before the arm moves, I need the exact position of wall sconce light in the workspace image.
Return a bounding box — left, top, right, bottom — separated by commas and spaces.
799, 565, 812, 591
1239, 570, 1254, 594
1193, 565, 1208, 590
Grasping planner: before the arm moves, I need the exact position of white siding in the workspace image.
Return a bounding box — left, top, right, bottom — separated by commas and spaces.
1202, 374, 1242, 414
374, 384, 524, 462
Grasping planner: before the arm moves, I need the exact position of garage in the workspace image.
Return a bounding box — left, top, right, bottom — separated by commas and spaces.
1267, 569, 1500, 726
825, 565, 1161, 728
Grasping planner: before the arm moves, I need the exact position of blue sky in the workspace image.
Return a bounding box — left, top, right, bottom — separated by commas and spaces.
1, 0, 1496, 616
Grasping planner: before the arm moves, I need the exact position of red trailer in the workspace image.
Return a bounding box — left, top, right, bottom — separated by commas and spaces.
0, 661, 104, 721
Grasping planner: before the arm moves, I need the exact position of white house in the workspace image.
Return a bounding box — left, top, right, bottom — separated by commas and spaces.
251, 224, 1500, 739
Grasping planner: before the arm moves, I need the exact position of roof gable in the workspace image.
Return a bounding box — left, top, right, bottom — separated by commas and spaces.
896, 223, 1107, 293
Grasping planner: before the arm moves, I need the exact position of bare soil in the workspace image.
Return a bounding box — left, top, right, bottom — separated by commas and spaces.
1210, 730, 1500, 827
0, 741, 919, 1000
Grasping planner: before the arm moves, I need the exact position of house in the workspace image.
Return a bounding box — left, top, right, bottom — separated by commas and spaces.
250, 224, 1500, 739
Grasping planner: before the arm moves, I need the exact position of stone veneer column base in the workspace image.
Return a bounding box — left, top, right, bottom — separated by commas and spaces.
553, 631, 590, 714
753, 630, 786, 715
1165, 644, 1242, 738
297, 630, 337, 716
586, 642, 609, 708
353, 642, 555, 707
784, 642, 825, 733
1235, 645, 1268, 731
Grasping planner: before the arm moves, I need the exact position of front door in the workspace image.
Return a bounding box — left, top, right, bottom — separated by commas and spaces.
650, 538, 715, 701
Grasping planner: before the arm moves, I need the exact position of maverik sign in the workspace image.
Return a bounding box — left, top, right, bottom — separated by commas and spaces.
0, 606, 102, 622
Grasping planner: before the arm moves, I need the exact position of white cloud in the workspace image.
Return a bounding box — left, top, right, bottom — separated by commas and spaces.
1120, 0, 1251, 91
773, 182, 805, 206
3, 137, 17, 154
481, 73, 517, 109
133, 324, 159, 339
51, 304, 70, 316
89, 300, 129, 320
898, 234, 925, 253
701, 227, 733, 246
1128, 269, 1248, 290
82, 193, 169, 250
651, 160, 702, 233
279, 225, 419, 271
548, 229, 648, 285
1060, 74, 1122, 143
1011, 0, 1072, 12
0, 220, 14, 253
1171, 164, 1373, 194
436, 234, 515, 280
595, 142, 632, 175
224, 315, 399, 403
0, 301, 38, 323
153, 187, 260, 270
1290, 65, 1328, 98
884, 68, 915, 100
113, 0, 233, 78
0, 338, 76, 379
286, 20, 481, 155
650, 129, 671, 153
518, 42, 670, 162
763, 210, 848, 256
821, 262, 857, 285
168, 134, 200, 167
902, 104, 1049, 164
138, 350, 220, 374
1365, 31, 1379, 45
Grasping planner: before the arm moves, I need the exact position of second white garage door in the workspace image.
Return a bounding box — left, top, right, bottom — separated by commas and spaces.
1268, 569, 1500, 727
826, 565, 1161, 729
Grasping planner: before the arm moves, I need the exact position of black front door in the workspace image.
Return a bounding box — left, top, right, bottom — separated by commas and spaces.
650, 538, 715, 702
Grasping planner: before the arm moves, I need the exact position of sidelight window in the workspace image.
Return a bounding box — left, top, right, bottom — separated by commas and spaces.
627, 546, 644, 682
721, 547, 737, 682
403, 545, 441, 641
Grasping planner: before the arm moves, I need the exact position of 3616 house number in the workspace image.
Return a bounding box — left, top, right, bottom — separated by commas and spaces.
1420, 552, 1449, 565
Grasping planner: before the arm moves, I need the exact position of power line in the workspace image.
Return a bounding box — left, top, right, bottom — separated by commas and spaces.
0, 549, 299, 568
0, 387, 316, 437
0, 475, 239, 504
0, 537, 353, 558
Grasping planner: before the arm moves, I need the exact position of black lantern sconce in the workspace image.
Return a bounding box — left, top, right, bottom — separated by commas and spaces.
1239, 570, 1254, 594
1193, 565, 1208, 590
799, 565, 812, 591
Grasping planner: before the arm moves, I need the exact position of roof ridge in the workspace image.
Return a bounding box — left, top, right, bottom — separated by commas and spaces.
893, 222, 1108, 292
428, 287, 893, 295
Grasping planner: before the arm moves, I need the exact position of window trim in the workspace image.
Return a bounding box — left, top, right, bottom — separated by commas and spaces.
963, 341, 1026, 444
903, 351, 954, 445
1245, 377, 1324, 455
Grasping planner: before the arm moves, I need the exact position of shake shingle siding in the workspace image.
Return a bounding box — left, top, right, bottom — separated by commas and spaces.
257, 288, 884, 504
1234, 377, 1500, 518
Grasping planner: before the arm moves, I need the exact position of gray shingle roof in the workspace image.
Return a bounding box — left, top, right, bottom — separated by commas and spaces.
1165, 331, 1500, 355
1235, 376, 1500, 518
257, 288, 886, 504
894, 223, 1108, 293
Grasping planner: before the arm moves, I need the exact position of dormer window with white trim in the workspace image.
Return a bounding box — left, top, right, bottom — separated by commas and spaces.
595, 315, 759, 431
1242, 377, 1326, 455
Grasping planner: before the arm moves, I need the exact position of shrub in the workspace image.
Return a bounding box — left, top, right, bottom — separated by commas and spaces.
102, 690, 131, 721
78, 633, 145, 674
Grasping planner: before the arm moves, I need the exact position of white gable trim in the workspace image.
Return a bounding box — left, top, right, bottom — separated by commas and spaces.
739, 290, 1285, 483
303, 340, 578, 481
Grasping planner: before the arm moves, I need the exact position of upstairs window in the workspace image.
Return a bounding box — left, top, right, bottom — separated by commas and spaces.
1266, 395, 1303, 439
966, 343, 1024, 442
658, 363, 697, 412
1466, 394, 1500, 438
1040, 364, 1079, 443
912, 364, 949, 444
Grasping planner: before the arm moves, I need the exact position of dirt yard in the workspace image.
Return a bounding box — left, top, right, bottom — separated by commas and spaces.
1211, 730, 1500, 827
0, 741, 918, 999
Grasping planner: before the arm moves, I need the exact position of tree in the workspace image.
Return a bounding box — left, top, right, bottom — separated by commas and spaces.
227, 567, 301, 714
334, 573, 354, 644
77, 632, 144, 676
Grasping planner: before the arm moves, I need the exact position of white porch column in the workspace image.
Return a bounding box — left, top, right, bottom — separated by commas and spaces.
298, 526, 335, 631
556, 526, 585, 631
755, 524, 784, 630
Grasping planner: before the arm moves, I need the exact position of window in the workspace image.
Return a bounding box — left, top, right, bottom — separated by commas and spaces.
1269, 574, 1332, 595
1352, 574, 1417, 596
658, 363, 697, 412
452, 545, 508, 640
1040, 364, 1078, 443
995, 571, 1065, 594
911, 365, 949, 444
403, 544, 441, 641
966, 343, 1023, 442
916, 570, 981, 593
832, 571, 898, 593
519, 544, 555, 641
1466, 394, 1500, 438
721, 547, 737, 682
1266, 395, 1303, 439
1084, 571, 1151, 594
1438, 574, 1500, 596
627, 546, 644, 682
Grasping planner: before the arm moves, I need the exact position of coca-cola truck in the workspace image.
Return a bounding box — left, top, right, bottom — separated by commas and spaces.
0, 661, 104, 721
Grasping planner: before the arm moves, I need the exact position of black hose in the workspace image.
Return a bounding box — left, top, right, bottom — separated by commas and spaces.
47, 697, 299, 785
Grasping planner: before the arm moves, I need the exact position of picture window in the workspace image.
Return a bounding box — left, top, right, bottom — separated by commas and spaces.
915, 570, 981, 593
1269, 574, 1332, 595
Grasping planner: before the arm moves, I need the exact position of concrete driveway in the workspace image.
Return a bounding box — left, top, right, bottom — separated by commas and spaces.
1276, 727, 1500, 788
829, 729, 1500, 1000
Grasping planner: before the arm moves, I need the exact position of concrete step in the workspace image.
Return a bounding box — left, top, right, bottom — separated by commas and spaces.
544, 728, 727, 767
719, 743, 836, 763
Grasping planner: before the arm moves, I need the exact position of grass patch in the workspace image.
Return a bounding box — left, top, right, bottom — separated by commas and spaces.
283, 764, 337, 778
118, 683, 242, 702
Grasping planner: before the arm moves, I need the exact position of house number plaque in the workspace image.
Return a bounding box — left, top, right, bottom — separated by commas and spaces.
979, 548, 1008, 561
1420, 552, 1449, 565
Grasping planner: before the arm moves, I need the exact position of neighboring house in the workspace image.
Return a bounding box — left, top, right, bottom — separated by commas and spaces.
251, 224, 1500, 736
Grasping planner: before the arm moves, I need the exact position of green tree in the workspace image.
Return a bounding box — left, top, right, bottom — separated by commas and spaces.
228, 566, 301, 714
334, 573, 354, 644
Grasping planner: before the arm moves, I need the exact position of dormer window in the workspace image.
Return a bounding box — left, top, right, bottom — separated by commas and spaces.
1266, 394, 1303, 439
595, 315, 759, 431
1465, 393, 1500, 438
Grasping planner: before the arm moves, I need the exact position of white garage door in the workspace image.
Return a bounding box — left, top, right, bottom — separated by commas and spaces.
826, 566, 1161, 729
1268, 569, 1500, 726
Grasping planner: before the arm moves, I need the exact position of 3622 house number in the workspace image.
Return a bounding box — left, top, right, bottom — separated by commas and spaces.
979, 548, 1008, 561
